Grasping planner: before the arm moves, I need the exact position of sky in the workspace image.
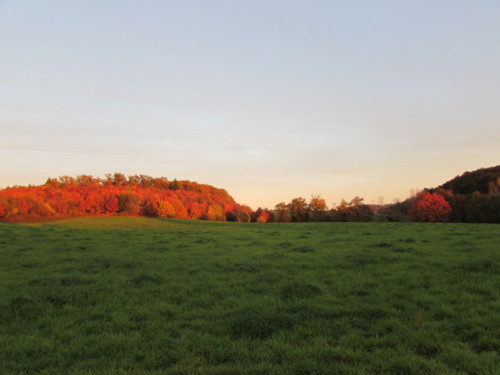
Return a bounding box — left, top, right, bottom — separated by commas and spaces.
1, 1, 499, 209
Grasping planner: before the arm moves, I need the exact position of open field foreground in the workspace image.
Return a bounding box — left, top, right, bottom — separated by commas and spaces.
1, 217, 499, 375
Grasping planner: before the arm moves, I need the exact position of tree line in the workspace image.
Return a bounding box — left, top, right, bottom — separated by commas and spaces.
1, 167, 498, 223
257, 196, 373, 223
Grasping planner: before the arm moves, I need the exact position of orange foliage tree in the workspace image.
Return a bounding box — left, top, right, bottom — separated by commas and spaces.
309, 195, 327, 221
256, 210, 270, 223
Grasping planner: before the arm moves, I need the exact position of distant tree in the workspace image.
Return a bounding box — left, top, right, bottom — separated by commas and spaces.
117, 193, 141, 215
274, 202, 291, 222
377, 198, 414, 222
251, 207, 264, 222
358, 204, 374, 222
143, 195, 160, 217
128, 175, 142, 186
335, 199, 350, 222
169, 179, 180, 191
207, 205, 225, 221
256, 210, 271, 223
103, 194, 119, 213
45, 178, 61, 188
153, 177, 169, 189
37, 202, 56, 217
233, 205, 252, 222
288, 197, 308, 222
113, 173, 128, 186
81, 193, 104, 215
465, 193, 493, 223
252, 207, 271, 223
332, 197, 373, 222
18, 197, 34, 216
445, 194, 467, 222
409, 191, 451, 222
58, 176, 75, 186
188, 202, 203, 220
170, 198, 189, 219
308, 195, 327, 221
157, 200, 175, 218
349, 196, 373, 222
76, 175, 100, 186
104, 174, 114, 186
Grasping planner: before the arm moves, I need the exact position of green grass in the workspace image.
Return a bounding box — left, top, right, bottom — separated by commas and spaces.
1, 217, 499, 374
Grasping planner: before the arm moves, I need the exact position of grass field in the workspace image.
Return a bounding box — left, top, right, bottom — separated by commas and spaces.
0, 217, 499, 374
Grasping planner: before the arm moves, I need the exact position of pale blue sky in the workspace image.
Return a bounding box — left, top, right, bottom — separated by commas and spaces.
1, 1, 499, 209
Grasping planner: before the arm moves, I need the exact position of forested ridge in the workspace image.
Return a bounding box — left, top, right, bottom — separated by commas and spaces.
0, 173, 253, 222
440, 166, 500, 195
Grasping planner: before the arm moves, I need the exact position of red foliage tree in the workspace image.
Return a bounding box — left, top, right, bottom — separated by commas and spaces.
187, 202, 203, 219
103, 194, 119, 213
170, 198, 189, 219
409, 191, 452, 222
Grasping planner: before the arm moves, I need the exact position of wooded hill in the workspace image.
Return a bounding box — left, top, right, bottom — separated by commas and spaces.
380, 165, 500, 223
439, 165, 500, 195
0, 173, 253, 222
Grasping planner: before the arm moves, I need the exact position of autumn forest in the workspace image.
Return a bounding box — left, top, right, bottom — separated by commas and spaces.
0, 166, 499, 223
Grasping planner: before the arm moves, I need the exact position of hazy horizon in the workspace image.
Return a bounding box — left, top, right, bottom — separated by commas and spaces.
1, 1, 499, 209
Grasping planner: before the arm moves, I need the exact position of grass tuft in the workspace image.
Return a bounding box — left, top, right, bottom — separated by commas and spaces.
291, 246, 315, 253
229, 305, 293, 339
278, 282, 323, 300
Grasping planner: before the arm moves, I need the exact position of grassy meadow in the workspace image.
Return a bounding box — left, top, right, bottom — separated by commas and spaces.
0, 217, 499, 374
